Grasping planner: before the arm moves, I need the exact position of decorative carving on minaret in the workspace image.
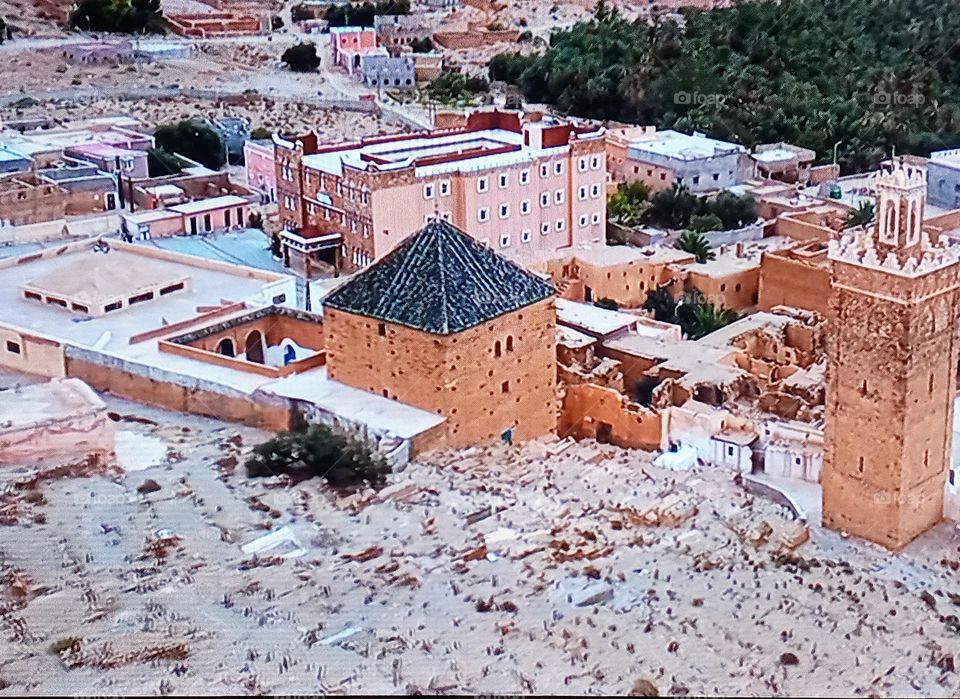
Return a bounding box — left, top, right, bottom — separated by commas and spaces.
828, 163, 960, 276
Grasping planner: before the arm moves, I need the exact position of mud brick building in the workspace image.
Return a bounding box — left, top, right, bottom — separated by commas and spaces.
323, 220, 557, 447
823, 164, 960, 548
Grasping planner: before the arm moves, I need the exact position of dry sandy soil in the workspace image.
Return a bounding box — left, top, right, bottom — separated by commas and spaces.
1, 369, 960, 695
2, 93, 408, 140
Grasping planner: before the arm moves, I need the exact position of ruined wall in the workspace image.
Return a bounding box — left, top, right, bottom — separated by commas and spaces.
433, 29, 520, 49
65, 349, 292, 431
325, 299, 557, 447
559, 382, 661, 450
0, 178, 66, 226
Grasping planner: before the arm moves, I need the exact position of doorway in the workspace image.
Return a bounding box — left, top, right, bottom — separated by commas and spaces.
596, 421, 613, 444
216, 338, 235, 357
245, 330, 265, 364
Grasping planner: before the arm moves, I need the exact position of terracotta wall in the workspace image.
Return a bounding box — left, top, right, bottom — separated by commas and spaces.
758, 252, 830, 315
822, 260, 958, 548
325, 298, 557, 447
0, 177, 66, 226
559, 382, 661, 450
686, 266, 759, 310
433, 29, 520, 49
0, 326, 66, 378
65, 355, 292, 431
185, 315, 324, 354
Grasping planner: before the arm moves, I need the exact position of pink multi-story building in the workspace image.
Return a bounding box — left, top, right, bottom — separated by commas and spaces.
244, 139, 276, 203
331, 26, 382, 73
274, 110, 607, 273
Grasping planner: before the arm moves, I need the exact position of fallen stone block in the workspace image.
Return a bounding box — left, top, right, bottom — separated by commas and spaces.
572, 581, 614, 607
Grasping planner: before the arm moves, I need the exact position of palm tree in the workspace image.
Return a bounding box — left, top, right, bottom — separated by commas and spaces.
688, 301, 739, 339
844, 201, 876, 229
676, 230, 716, 263
643, 287, 679, 323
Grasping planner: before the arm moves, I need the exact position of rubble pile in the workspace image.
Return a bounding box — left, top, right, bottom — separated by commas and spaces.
0, 379, 959, 694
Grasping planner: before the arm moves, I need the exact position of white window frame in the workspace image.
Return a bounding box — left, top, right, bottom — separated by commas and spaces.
520, 199, 531, 215
541, 222, 550, 235
590, 155, 600, 170
578, 186, 587, 201
540, 163, 549, 178
591, 212, 601, 225
521, 229, 531, 243
520, 169, 530, 185
578, 157, 588, 172
555, 219, 565, 232
500, 233, 511, 248
423, 183, 434, 199
498, 173, 509, 189
591, 183, 601, 198
540, 192, 550, 208
478, 206, 489, 222
499, 203, 510, 219
477, 176, 489, 193
555, 189, 565, 204
554, 161, 564, 176
579, 214, 588, 228
440, 179, 450, 196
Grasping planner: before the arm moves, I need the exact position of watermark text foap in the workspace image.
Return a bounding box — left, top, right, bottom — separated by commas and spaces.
674, 91, 726, 107
872, 90, 925, 107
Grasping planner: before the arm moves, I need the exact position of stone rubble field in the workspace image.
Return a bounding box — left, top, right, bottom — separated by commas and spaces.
2, 393, 960, 695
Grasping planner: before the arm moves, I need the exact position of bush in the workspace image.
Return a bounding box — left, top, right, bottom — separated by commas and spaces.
607, 181, 649, 226
488, 52, 537, 85
246, 424, 390, 487
594, 297, 619, 311
409, 36, 433, 53
153, 121, 225, 170
427, 71, 489, 103
282, 43, 321, 73
146, 147, 182, 177
688, 213, 722, 233
291, 4, 313, 23
249, 126, 272, 140
324, 0, 409, 28
70, 0, 165, 34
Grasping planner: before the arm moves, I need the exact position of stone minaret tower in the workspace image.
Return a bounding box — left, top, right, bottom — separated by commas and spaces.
823, 164, 960, 548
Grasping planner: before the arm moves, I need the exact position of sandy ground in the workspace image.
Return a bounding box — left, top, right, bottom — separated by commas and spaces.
2, 93, 408, 139
1, 368, 960, 695
0, 0, 60, 35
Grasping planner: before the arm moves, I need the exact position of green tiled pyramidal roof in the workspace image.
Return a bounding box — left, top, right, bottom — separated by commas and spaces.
323, 220, 555, 335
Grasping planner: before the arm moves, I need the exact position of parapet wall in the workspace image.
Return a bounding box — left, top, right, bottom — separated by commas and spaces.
64, 347, 293, 431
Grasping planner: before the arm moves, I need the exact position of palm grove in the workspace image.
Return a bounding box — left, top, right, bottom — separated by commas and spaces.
490, 0, 960, 173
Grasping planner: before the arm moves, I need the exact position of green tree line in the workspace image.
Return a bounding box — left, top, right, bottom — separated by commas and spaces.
490, 0, 960, 172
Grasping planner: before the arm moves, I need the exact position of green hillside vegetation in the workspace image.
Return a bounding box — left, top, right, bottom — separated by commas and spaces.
491, 0, 960, 172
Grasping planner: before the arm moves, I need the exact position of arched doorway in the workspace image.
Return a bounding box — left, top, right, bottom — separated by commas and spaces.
245, 330, 265, 364
216, 338, 235, 357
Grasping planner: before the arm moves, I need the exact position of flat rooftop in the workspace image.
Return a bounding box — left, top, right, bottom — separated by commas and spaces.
0, 241, 289, 356
262, 367, 446, 441
169, 195, 248, 216
302, 128, 529, 178
556, 299, 638, 338
627, 130, 745, 162
696, 310, 798, 349
23, 255, 189, 311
